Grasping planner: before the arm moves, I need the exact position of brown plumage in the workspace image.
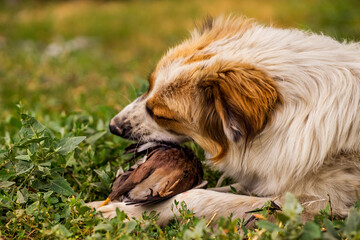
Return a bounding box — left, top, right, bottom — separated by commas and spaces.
100, 142, 205, 207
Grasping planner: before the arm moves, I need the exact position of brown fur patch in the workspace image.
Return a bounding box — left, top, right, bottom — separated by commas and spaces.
197, 85, 229, 161
197, 62, 280, 161
184, 53, 216, 64
147, 71, 156, 93
154, 16, 255, 75
146, 94, 194, 137
146, 97, 177, 121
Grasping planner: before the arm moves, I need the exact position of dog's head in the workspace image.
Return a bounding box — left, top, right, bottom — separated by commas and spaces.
110, 16, 280, 161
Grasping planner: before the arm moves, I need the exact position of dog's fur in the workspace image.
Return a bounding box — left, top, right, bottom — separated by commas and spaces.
88, 16, 360, 225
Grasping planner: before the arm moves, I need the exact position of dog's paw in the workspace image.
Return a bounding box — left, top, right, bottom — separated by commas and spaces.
94, 201, 143, 219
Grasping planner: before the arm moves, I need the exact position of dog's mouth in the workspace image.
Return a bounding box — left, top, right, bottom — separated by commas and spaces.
123, 141, 181, 160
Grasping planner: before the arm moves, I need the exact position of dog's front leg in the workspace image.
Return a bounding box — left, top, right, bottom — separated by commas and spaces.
88, 189, 277, 226
208, 183, 244, 193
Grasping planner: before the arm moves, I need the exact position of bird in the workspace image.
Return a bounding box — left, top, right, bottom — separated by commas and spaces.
99, 142, 206, 207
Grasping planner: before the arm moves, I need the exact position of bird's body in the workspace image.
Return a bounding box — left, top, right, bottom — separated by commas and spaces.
102, 143, 204, 206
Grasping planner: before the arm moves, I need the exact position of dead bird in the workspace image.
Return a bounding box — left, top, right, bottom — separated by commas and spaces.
99, 142, 206, 207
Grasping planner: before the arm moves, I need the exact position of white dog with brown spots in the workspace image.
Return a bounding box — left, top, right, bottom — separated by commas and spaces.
88, 16, 360, 225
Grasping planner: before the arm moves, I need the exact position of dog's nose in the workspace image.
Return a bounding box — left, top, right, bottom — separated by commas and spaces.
109, 118, 133, 139
109, 122, 122, 136
109, 119, 123, 137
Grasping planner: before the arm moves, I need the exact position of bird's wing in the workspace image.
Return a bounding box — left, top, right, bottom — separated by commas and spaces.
125, 167, 197, 206
125, 148, 203, 206
112, 146, 203, 206
108, 163, 154, 201
108, 149, 164, 201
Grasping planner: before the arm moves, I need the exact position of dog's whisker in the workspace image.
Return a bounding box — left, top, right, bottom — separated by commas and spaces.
118, 93, 135, 105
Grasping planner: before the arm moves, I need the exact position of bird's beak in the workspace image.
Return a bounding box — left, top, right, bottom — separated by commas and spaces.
98, 198, 111, 208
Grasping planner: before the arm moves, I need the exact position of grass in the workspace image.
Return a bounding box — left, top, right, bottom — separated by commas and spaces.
1, 0, 360, 239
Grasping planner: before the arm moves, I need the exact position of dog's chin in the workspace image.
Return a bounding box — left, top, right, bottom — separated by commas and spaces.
126, 136, 194, 158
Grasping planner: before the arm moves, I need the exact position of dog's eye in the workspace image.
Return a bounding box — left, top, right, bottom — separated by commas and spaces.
146, 105, 154, 117
154, 115, 174, 121
146, 105, 174, 121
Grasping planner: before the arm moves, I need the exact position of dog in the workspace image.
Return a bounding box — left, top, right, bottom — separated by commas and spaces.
88, 16, 360, 225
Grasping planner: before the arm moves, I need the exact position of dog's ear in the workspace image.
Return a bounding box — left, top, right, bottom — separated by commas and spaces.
198, 63, 279, 143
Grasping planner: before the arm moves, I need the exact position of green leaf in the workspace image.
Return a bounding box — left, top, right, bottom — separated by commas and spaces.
344, 208, 360, 236
85, 131, 106, 145
65, 153, 77, 167
256, 220, 281, 232
21, 114, 46, 133
51, 224, 72, 238
0, 170, 16, 181
17, 137, 48, 147
18, 114, 48, 141
301, 221, 321, 240
0, 181, 15, 189
90, 182, 104, 191
15, 155, 31, 161
125, 220, 137, 234
55, 136, 86, 155
54, 213, 61, 223
115, 208, 127, 221
32, 179, 50, 191
44, 191, 54, 201
183, 220, 206, 240
193, 220, 206, 237
26, 201, 39, 215
48, 197, 59, 204
94, 223, 113, 232
323, 219, 340, 240
283, 192, 304, 221
15, 160, 34, 175
49, 176, 76, 196
16, 190, 26, 204
275, 212, 290, 223
78, 205, 91, 215
38, 166, 51, 176
96, 119, 105, 131
94, 169, 111, 190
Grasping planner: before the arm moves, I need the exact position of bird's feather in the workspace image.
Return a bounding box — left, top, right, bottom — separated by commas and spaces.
107, 142, 204, 206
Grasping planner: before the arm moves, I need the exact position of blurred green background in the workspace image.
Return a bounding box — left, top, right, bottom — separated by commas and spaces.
0, 0, 360, 126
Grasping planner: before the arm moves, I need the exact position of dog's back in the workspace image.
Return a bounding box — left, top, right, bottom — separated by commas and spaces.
208, 18, 360, 215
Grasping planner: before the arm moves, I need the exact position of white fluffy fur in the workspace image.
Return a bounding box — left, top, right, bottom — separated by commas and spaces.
89, 17, 360, 223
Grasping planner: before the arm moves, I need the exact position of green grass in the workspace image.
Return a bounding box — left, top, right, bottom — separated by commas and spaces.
1, 0, 360, 239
